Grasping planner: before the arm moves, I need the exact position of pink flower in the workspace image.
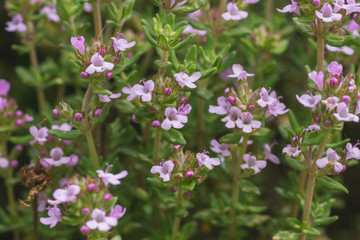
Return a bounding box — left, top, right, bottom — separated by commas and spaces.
227, 64, 254, 81
182, 25, 207, 36
174, 71, 201, 88
209, 96, 231, 115
322, 96, 339, 111
70, 36, 86, 52
161, 107, 189, 130
187, 10, 202, 20
40, 206, 62, 228
0, 97, 7, 112
85, 53, 114, 74
222, 2, 248, 21
333, 102, 359, 122
236, 112, 262, 133
308, 71, 324, 90
0, 79, 10, 96
5, 14, 27, 32
98, 90, 121, 102
122, 87, 138, 101
305, 124, 321, 131
83, 3, 93, 12
210, 139, 230, 157
264, 143, 280, 164
170, 0, 188, 8
110, 205, 126, 219
40, 3, 60, 22
296, 93, 322, 110
131, 79, 154, 102
37, 192, 48, 212
97, 165, 128, 186
316, 148, 345, 173
196, 151, 220, 170
326, 45, 354, 56
266, 100, 288, 117
51, 123, 72, 131
241, 153, 267, 174
346, 142, 360, 160
316, 3, 342, 23
30, 126, 48, 145
42, 147, 70, 167
282, 145, 301, 157
334, 0, 360, 15
346, 19, 360, 36
277, 0, 300, 15
257, 88, 277, 107
86, 208, 118, 232
221, 106, 242, 128
150, 160, 174, 182
327, 61, 343, 76
111, 34, 136, 52
0, 154, 9, 168
53, 184, 81, 203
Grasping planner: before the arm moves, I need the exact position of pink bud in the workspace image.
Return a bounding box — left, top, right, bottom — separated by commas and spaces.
10, 160, 18, 168
80, 226, 90, 234
213, 12, 218, 19
106, 72, 113, 79
15, 110, 23, 117
27, 35, 34, 40
313, 0, 320, 5
15, 119, 24, 127
174, 145, 181, 150
40, 150, 46, 156
82, 208, 90, 214
15, 145, 23, 152
249, 34, 255, 40
115, 57, 121, 63
357, 92, 360, 100
84, 61, 90, 66
131, 114, 136, 122
126, 52, 133, 58
186, 191, 192, 198
201, 38, 207, 44
47, 135, 53, 141
104, 193, 112, 202
342, 95, 351, 103
330, 77, 338, 87
74, 113, 83, 121
324, 120, 331, 126
314, 116, 320, 122
140, 33, 146, 40
169, 188, 176, 193
228, 96, 236, 104
224, 88, 230, 95
7, 112, 13, 117
148, 107, 155, 112
152, 120, 161, 128
186, 171, 194, 178
99, 49, 106, 55
80, 72, 88, 78
52, 108, 60, 117
87, 183, 96, 191
164, 88, 172, 95
248, 105, 255, 111
181, 97, 187, 104
93, 109, 102, 117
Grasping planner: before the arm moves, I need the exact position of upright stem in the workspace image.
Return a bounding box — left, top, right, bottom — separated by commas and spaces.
290, 171, 307, 218
300, 132, 330, 240
33, 194, 38, 240
159, 49, 169, 79
82, 86, 100, 170
171, 188, 183, 240
143, 122, 151, 145
316, 20, 324, 72
93, 0, 102, 39
265, 0, 273, 22
229, 134, 250, 239
196, 98, 205, 150
153, 128, 162, 163
214, 0, 227, 35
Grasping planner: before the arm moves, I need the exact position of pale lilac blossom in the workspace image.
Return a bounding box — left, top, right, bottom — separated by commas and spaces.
346, 142, 360, 160
40, 3, 60, 22
131, 80, 154, 102
37, 192, 48, 212
111, 35, 136, 52
110, 205, 126, 219
210, 139, 230, 157
161, 107, 189, 130
282, 145, 301, 157
183, 25, 207, 36
83, 3, 93, 12
150, 160, 174, 182
187, 10, 202, 20
30, 126, 48, 145
227, 64, 254, 81
85, 53, 114, 74
236, 112, 261, 133
316, 148, 345, 173
70, 36, 86, 52
0, 154, 9, 168
322, 96, 339, 111
97, 165, 128, 186
296, 93, 322, 110
5, 14, 27, 32
0, 97, 7, 112
328, 61, 343, 76
264, 143, 280, 164
42, 148, 70, 167
0, 79, 10, 96
257, 88, 277, 107
277, 0, 300, 15
86, 208, 118, 232
241, 153, 267, 174
209, 96, 231, 115
196, 151, 221, 170
122, 87, 138, 101
51, 123, 72, 131
326, 45, 354, 56
334, 0, 360, 15
174, 71, 201, 88
40, 206, 62, 228
178, 104, 192, 116
305, 124, 321, 131
266, 100, 288, 117
170, 0, 188, 8
308, 71, 324, 90
222, 2, 248, 21
346, 19, 360, 36
316, 3, 342, 22
239, 137, 253, 145
333, 102, 359, 122
98, 90, 121, 102
53, 184, 81, 203
221, 106, 242, 128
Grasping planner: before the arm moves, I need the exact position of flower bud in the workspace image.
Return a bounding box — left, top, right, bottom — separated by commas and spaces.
84, 61, 90, 66
186, 191, 192, 198
16, 145, 23, 152
104, 193, 112, 202
313, 0, 320, 5
186, 171, 194, 178
80, 72, 88, 78
93, 109, 102, 117
164, 88, 172, 95
213, 12, 218, 19
342, 95, 351, 103
224, 88, 230, 95
174, 145, 181, 150
181, 97, 187, 104
115, 57, 121, 63
82, 208, 90, 214
126, 52, 133, 58
52, 108, 60, 117
15, 110, 23, 117
324, 120, 331, 126
80, 226, 90, 234
40, 150, 46, 156
201, 38, 207, 44
87, 183, 96, 191
7, 112, 13, 117
330, 77, 338, 87
169, 188, 176, 192
10, 160, 18, 168
314, 116, 320, 122
249, 34, 255, 40
248, 105, 255, 111
152, 120, 161, 128
99, 49, 106, 55
228, 96, 236, 104
131, 114, 136, 122
106, 72, 113, 79
74, 113, 84, 121
15, 119, 24, 127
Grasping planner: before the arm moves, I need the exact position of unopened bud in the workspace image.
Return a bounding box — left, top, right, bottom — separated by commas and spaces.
52, 108, 60, 117
228, 96, 236, 104
342, 95, 351, 103
104, 193, 112, 202
16, 145, 23, 152
74, 113, 84, 121
7, 112, 13, 117
87, 183, 96, 191
224, 88, 230, 95
314, 116, 320, 122
248, 105, 255, 111
324, 120, 332, 126
186, 191, 192, 198
99, 49, 106, 55
15, 119, 24, 127
80, 72, 88, 78
131, 114, 136, 122
181, 97, 187, 104
10, 160, 18, 168
84, 61, 90, 66
80, 226, 90, 234
15, 110, 23, 117
106, 72, 113, 79
186, 171, 194, 178
82, 208, 90, 214
93, 109, 102, 117
330, 77, 338, 87
115, 57, 121, 63
164, 88, 172, 95
313, 0, 320, 5
152, 120, 161, 128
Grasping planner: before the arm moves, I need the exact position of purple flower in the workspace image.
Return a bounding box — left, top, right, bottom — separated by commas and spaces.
277, 0, 300, 15
110, 205, 126, 219
305, 124, 321, 131
67, 154, 79, 167
236, 112, 262, 133
37, 192, 48, 212
346, 142, 360, 160
0, 79, 10, 96
222, 2, 248, 21
196, 151, 221, 170
264, 143, 280, 164
221, 106, 242, 128
70, 36, 86, 52
0, 97, 7, 112
51, 123, 72, 131
239, 137, 253, 145
53, 184, 81, 203
316, 3, 342, 22
111, 35, 136, 52
257, 88, 277, 107
227, 64, 254, 81
187, 10, 202, 20
40, 206, 62, 228
316, 148, 345, 173
97, 165, 128, 186
346, 19, 360, 36
40, 3, 60, 22
170, 0, 189, 8
5, 14, 27, 32
178, 104, 192, 116
209, 96, 231, 115
210, 139, 230, 157
322, 96, 339, 111
83, 3, 93, 12
122, 86, 138, 101
150, 160, 174, 182
296, 93, 322, 110
333, 102, 359, 122
30, 126, 48, 145
161, 107, 188, 130
266, 100, 288, 117
131, 79, 154, 102
85, 53, 114, 74
42, 148, 70, 167
174, 71, 201, 89
241, 153, 267, 174
334, 0, 360, 15
86, 208, 118, 232
308, 71, 324, 90
282, 145, 301, 157
183, 25, 207, 36
327, 61, 343, 76
326, 45, 354, 56
243, 0, 260, 4
0, 154, 9, 168
98, 90, 121, 102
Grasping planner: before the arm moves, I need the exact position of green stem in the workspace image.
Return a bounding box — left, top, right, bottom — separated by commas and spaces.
196, 98, 205, 150
317, 20, 324, 72
229, 134, 250, 239
290, 170, 307, 218
214, 0, 227, 35
300, 132, 330, 240
159, 49, 169, 80
82, 86, 100, 170
33, 193, 38, 240
265, 0, 273, 22
93, 0, 103, 39
153, 128, 162, 163
143, 122, 151, 145
171, 188, 183, 240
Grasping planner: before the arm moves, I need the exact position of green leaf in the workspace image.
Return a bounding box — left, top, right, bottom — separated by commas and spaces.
142, 25, 158, 47
284, 155, 305, 171
273, 231, 301, 240
47, 129, 82, 140
218, 51, 236, 72
103, 197, 118, 212
303, 131, 324, 146
147, 177, 167, 188
326, 35, 356, 47
106, 19, 121, 28
11, 44, 29, 54
175, 207, 189, 218
182, 180, 196, 191
252, 127, 270, 136
110, 236, 122, 240
105, 4, 118, 21
185, 45, 197, 62
314, 216, 338, 226
15, 66, 40, 87
238, 179, 260, 195
55, 0, 69, 20
287, 110, 301, 133
292, 17, 312, 36
197, 87, 214, 100
9, 135, 33, 144
93, 85, 111, 95
180, 221, 197, 240
162, 129, 187, 145
219, 132, 241, 144
271, 40, 289, 55
286, 217, 301, 230
317, 176, 349, 193
172, 34, 194, 50
199, 67, 217, 79
302, 227, 321, 236
326, 138, 350, 148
